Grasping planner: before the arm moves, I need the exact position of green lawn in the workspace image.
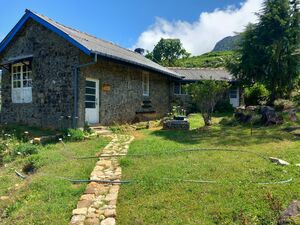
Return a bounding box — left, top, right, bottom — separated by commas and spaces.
117, 114, 300, 225
0, 137, 109, 225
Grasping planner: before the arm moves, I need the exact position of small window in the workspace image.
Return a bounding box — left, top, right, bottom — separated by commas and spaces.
229, 88, 238, 99
174, 82, 188, 95
142, 72, 149, 96
11, 62, 32, 103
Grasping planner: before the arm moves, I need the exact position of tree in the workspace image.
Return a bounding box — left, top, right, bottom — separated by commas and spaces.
146, 38, 190, 66
187, 81, 229, 126
227, 0, 300, 102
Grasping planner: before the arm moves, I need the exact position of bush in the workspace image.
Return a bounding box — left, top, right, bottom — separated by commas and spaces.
65, 129, 85, 141
214, 100, 234, 113
244, 83, 269, 106
11, 143, 39, 158
273, 99, 295, 111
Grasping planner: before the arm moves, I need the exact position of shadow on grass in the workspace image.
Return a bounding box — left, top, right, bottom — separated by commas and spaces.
151, 124, 297, 146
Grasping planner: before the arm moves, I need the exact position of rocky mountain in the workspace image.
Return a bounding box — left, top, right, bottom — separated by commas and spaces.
212, 35, 240, 52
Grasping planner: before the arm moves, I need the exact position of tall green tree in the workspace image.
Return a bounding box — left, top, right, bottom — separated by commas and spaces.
146, 38, 190, 66
227, 0, 300, 102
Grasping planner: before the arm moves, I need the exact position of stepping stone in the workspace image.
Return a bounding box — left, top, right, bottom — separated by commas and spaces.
73, 208, 88, 216
100, 218, 115, 225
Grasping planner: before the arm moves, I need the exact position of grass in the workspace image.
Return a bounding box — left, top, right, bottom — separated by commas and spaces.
117, 114, 300, 224
0, 137, 109, 224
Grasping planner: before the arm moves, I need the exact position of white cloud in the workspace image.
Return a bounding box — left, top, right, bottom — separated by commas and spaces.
133, 0, 263, 55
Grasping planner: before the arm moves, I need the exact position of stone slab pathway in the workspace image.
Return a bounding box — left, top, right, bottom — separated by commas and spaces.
70, 131, 134, 225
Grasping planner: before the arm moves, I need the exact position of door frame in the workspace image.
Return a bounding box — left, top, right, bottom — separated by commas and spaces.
85, 78, 100, 124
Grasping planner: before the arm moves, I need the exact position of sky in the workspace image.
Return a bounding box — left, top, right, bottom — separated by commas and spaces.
0, 0, 263, 55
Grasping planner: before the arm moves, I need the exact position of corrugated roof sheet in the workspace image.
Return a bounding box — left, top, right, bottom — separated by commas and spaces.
168, 67, 233, 81
29, 11, 181, 78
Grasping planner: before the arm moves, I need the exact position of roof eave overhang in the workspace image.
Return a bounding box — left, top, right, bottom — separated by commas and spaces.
0, 54, 34, 66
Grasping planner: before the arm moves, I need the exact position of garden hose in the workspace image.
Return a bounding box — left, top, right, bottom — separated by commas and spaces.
14, 170, 293, 186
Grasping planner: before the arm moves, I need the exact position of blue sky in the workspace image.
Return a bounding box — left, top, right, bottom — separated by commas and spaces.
0, 0, 263, 55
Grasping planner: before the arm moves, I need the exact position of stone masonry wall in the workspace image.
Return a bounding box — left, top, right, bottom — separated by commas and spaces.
78, 54, 171, 127
0, 19, 172, 129
0, 19, 80, 129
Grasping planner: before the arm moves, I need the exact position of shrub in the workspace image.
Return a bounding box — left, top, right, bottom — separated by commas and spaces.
214, 100, 234, 113
273, 99, 295, 111
11, 143, 39, 158
65, 129, 85, 141
244, 83, 269, 106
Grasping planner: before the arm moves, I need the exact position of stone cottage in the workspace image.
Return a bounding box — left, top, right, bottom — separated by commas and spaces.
0, 10, 240, 129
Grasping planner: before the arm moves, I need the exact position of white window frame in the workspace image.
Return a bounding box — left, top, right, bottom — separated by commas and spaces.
174, 82, 188, 95
142, 72, 150, 97
11, 62, 32, 103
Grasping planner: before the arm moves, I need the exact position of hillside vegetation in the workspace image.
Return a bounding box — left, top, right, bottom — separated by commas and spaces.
175, 51, 234, 68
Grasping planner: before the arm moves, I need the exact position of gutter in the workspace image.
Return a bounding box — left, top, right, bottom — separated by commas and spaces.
72, 53, 98, 128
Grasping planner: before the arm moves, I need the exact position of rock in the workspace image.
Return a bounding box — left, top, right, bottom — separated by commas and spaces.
0, 196, 9, 201
100, 218, 116, 225
99, 215, 105, 221
97, 160, 112, 168
246, 105, 260, 112
163, 120, 190, 130
269, 157, 290, 166
105, 193, 118, 202
33, 138, 41, 145
70, 215, 86, 225
104, 209, 116, 217
77, 200, 93, 208
80, 194, 94, 201
234, 112, 252, 123
72, 208, 88, 216
261, 106, 283, 125
279, 200, 300, 225
84, 218, 100, 225
289, 109, 298, 122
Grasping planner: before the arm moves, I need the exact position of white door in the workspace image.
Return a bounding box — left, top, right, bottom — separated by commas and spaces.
229, 87, 240, 108
85, 78, 99, 124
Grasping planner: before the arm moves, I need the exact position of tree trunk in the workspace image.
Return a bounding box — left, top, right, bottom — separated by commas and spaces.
203, 114, 212, 126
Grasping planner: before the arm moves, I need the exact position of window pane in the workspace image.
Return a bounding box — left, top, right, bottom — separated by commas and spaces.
86, 88, 96, 95
13, 81, 21, 88
85, 102, 96, 109
86, 81, 96, 88
85, 95, 96, 102
13, 74, 21, 80
23, 80, 32, 88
